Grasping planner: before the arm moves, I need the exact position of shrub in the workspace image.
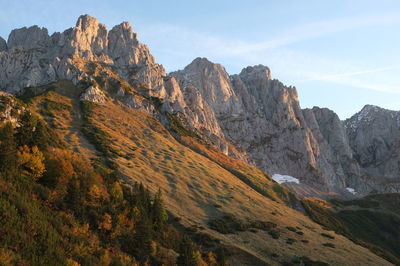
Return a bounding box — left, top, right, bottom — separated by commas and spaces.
286, 238, 296, 245
17, 145, 46, 180
268, 229, 280, 239
321, 233, 335, 239
208, 218, 235, 234
322, 243, 335, 248
208, 214, 249, 234
286, 226, 297, 232
40, 99, 72, 117
291, 256, 330, 266
250, 221, 277, 231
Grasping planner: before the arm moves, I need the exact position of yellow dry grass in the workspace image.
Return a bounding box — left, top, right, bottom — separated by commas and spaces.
27, 82, 393, 266
88, 100, 392, 266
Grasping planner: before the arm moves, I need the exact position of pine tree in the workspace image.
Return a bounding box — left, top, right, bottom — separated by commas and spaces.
0, 122, 17, 173
176, 236, 197, 266
151, 188, 168, 233
16, 112, 37, 147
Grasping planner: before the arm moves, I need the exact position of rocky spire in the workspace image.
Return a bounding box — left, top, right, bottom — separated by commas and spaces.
171, 57, 241, 117
108, 22, 139, 65
7, 25, 50, 50
239, 64, 272, 81
65, 14, 109, 59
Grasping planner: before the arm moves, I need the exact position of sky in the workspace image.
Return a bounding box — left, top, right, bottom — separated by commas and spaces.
1, 0, 400, 119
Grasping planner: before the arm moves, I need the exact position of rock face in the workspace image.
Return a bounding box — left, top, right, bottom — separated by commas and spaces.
345, 105, 400, 185
0, 37, 7, 52
0, 14, 166, 97
1, 15, 399, 196
171, 58, 400, 195
80, 85, 106, 103
171, 59, 346, 192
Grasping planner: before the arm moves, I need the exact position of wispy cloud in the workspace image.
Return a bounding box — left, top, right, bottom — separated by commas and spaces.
297, 66, 400, 82
230, 13, 400, 54
141, 13, 400, 60
138, 13, 400, 95
294, 64, 400, 94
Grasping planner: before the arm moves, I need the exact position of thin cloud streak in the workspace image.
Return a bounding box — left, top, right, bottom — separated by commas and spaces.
234, 13, 400, 54
139, 13, 400, 94
296, 66, 400, 82
142, 13, 400, 58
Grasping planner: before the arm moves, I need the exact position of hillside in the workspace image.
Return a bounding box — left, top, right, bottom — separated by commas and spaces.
0, 76, 395, 265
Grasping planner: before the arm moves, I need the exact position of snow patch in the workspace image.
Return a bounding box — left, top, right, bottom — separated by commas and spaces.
346, 187, 357, 195
272, 174, 300, 184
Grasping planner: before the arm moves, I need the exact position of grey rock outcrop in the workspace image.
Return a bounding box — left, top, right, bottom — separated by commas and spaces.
0, 92, 24, 125
171, 58, 344, 191
345, 105, 400, 188
0, 37, 7, 52
80, 85, 107, 103
7, 26, 50, 50
171, 58, 400, 195
0, 14, 166, 97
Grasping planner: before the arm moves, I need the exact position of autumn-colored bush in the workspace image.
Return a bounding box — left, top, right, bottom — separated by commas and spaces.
17, 145, 45, 180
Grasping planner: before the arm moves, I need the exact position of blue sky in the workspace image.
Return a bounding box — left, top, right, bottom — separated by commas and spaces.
1, 0, 400, 119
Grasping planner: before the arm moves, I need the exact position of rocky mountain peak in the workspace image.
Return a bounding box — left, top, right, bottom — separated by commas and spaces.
108, 21, 139, 63
345, 105, 399, 132
1, 14, 399, 197
187, 57, 224, 71
239, 64, 272, 81
171, 57, 236, 108
75, 14, 101, 30
344, 105, 400, 183
7, 25, 50, 50
359, 104, 382, 116
0, 14, 167, 95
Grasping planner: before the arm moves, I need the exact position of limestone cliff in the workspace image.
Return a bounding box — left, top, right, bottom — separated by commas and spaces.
1, 15, 399, 196
0, 15, 166, 97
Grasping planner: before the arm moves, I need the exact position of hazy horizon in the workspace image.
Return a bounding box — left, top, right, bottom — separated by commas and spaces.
1, 0, 399, 119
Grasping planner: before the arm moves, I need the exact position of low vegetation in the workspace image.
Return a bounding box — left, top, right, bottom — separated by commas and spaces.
284, 256, 330, 266
80, 100, 119, 159
302, 197, 400, 265
0, 109, 228, 265
208, 213, 279, 238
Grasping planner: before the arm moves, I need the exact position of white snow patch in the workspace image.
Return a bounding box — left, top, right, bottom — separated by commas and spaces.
272, 174, 300, 184
346, 187, 357, 195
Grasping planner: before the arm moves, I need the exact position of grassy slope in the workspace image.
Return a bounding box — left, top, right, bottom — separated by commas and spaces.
303, 196, 400, 265
22, 80, 396, 266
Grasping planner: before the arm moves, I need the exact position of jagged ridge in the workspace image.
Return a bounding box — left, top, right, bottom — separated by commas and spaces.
1, 15, 399, 197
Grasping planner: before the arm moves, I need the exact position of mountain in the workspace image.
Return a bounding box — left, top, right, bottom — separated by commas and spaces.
345, 105, 400, 190
169, 58, 400, 196
0, 14, 399, 265
1, 14, 399, 196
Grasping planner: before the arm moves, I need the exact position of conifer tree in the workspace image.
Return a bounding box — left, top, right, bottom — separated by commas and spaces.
0, 122, 17, 172
16, 112, 37, 147
177, 236, 198, 266
151, 188, 168, 233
